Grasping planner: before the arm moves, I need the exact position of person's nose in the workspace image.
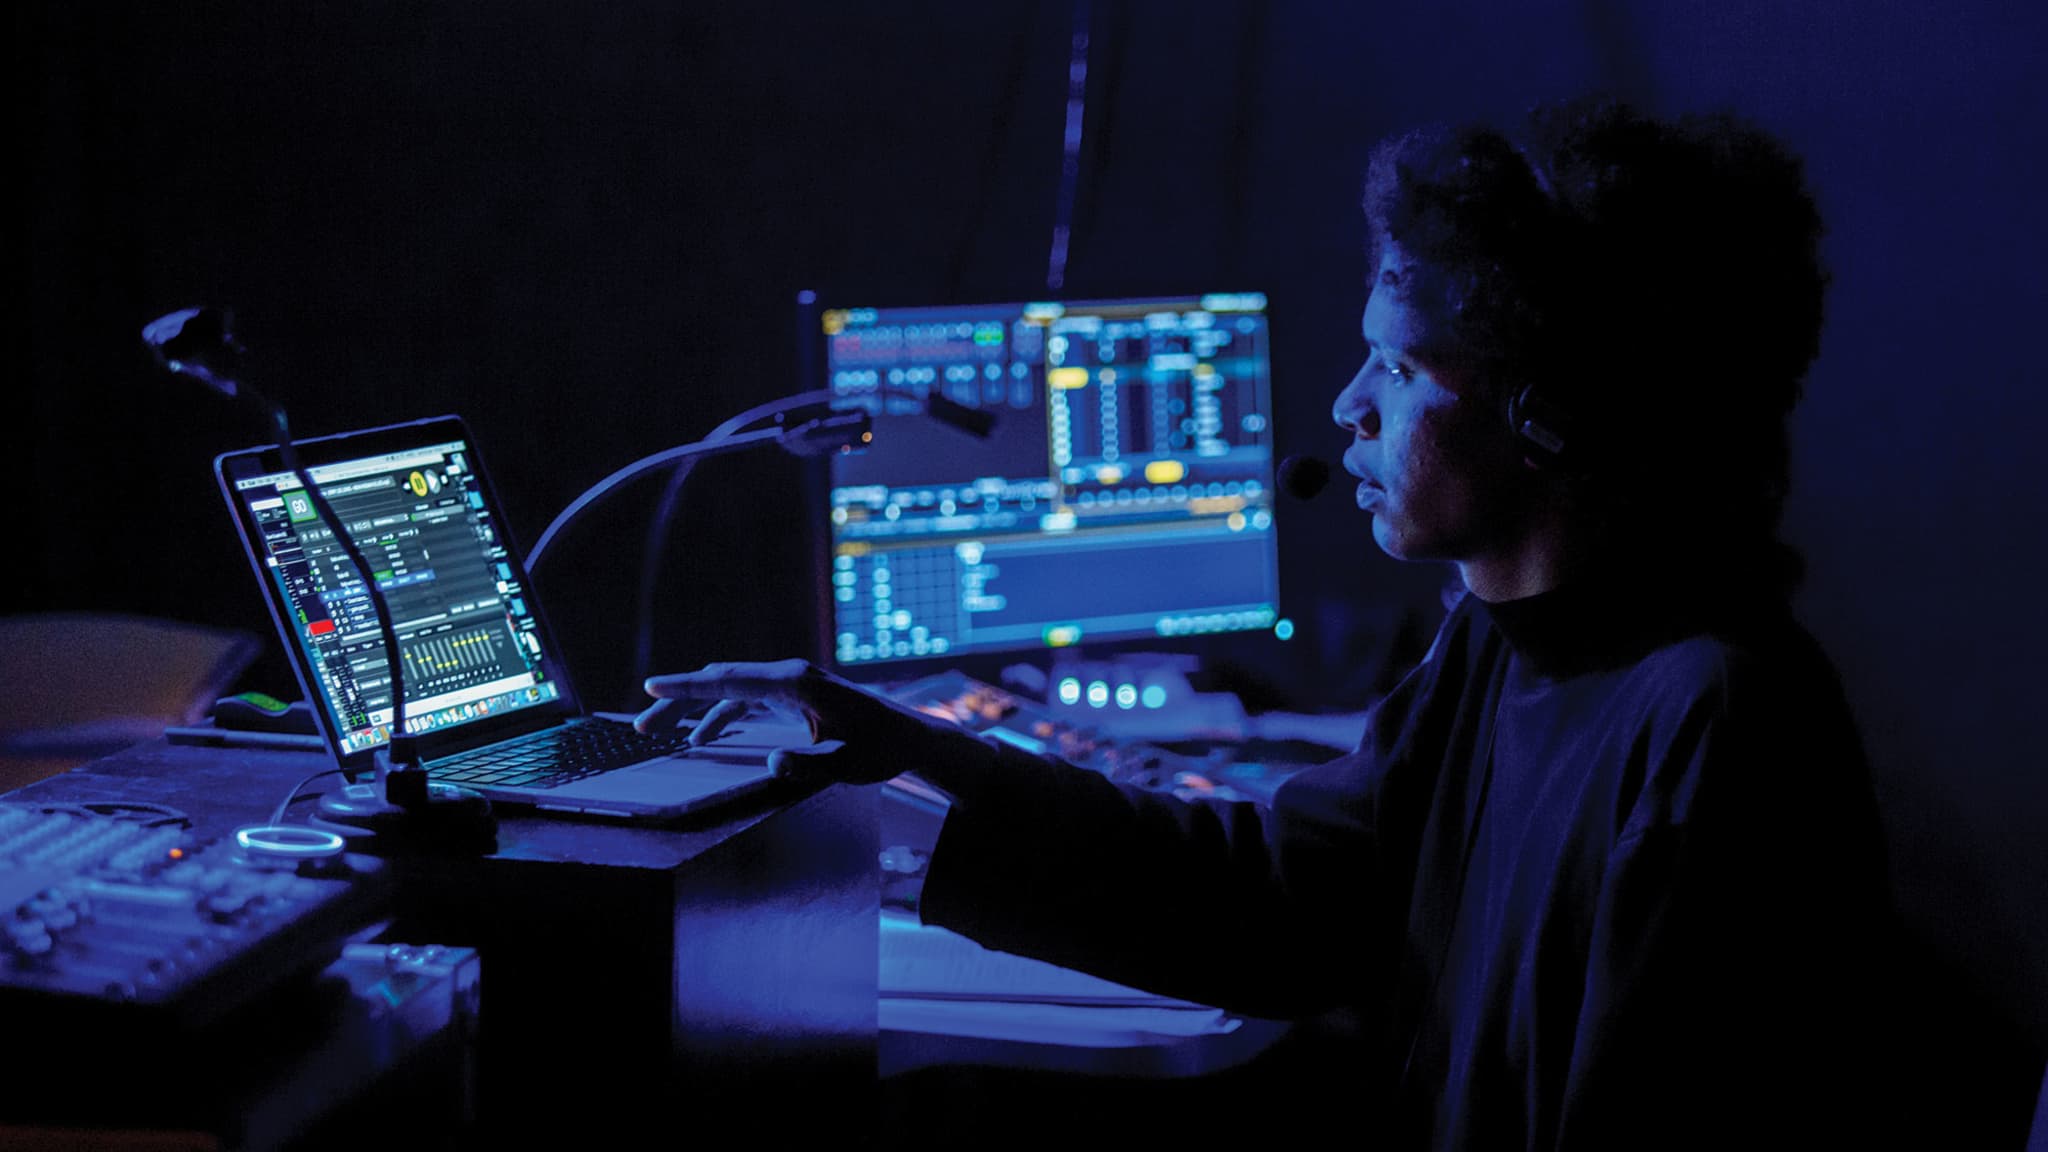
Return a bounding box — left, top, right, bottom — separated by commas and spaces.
1333, 365, 1379, 439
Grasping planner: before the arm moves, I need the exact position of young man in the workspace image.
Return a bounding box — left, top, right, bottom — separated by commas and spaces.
639, 98, 1899, 1147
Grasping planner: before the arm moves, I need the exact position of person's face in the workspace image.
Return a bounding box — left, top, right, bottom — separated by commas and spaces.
1332, 257, 1530, 568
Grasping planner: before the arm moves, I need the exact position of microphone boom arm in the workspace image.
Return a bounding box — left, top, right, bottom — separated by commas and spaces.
524, 379, 984, 574
255, 403, 431, 794
524, 418, 871, 574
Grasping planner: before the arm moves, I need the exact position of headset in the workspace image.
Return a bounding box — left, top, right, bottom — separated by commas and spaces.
1502, 134, 1581, 476
1508, 382, 1576, 472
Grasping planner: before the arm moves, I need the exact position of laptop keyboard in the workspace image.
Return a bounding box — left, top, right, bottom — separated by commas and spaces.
429, 721, 694, 791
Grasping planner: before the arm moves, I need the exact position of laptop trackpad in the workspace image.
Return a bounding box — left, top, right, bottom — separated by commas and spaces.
562, 756, 776, 804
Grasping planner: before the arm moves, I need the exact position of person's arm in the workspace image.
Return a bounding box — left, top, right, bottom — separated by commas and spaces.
639, 656, 1432, 1020
916, 733, 1392, 1019
935, 609, 1474, 1017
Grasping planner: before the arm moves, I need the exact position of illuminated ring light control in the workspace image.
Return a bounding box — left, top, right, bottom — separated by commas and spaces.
234, 824, 347, 861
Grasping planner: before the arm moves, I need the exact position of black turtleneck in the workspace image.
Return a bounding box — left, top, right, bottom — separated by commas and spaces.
919, 582, 1899, 1149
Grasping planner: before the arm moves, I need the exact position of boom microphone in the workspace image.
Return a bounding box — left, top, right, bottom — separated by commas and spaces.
1278, 454, 1332, 500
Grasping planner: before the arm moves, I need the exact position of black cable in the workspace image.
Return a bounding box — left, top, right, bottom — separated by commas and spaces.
625, 7, 1083, 688
1223, 2, 1269, 285
630, 439, 715, 700
1045, 0, 1095, 293
1064, 0, 1125, 293
621, 14, 1043, 697
623, 396, 850, 696
947, 3, 1042, 302
261, 402, 423, 782
617, 382, 982, 696
271, 767, 347, 827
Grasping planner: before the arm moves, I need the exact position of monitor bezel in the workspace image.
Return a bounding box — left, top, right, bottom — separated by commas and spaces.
801, 290, 1289, 688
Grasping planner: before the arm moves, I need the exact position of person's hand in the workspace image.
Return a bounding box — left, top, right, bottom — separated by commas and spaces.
635, 658, 986, 786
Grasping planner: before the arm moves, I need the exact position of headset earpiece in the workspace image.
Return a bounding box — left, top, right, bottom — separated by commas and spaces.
1508, 384, 1571, 470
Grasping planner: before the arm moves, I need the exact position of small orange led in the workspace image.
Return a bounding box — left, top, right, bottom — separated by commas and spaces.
168, 848, 185, 860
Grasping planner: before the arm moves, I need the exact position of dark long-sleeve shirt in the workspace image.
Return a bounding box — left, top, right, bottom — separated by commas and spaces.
918, 581, 1899, 1148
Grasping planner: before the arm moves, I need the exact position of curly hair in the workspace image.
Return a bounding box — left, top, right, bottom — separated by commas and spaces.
1362, 96, 1828, 597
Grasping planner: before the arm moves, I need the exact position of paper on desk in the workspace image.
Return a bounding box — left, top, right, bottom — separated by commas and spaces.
879, 911, 1249, 1052
880, 996, 1241, 1048
881, 909, 1210, 1008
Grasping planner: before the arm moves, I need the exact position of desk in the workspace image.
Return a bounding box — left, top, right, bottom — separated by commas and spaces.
6, 740, 879, 1143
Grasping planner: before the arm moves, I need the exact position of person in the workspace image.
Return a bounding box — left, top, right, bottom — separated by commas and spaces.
636, 96, 1901, 1148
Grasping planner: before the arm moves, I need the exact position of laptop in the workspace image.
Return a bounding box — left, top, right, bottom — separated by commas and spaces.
215, 413, 796, 820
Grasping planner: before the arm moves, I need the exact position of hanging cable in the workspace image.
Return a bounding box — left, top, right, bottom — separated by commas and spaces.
1045, 0, 1093, 293
626, 8, 1095, 691
623, 389, 839, 694
947, 8, 1043, 301
1225, 3, 1270, 284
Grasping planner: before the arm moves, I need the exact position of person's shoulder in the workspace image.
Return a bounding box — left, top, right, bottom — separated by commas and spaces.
1605, 609, 1860, 786
1626, 606, 1843, 712
1609, 608, 1877, 861
1613, 608, 1864, 809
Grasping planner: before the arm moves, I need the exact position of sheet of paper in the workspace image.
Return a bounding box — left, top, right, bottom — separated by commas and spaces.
881, 909, 1208, 1008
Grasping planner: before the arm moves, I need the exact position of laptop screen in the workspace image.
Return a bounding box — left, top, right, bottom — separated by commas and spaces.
227, 435, 562, 755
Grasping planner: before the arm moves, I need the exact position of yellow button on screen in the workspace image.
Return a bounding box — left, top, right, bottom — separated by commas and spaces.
1044, 625, 1082, 647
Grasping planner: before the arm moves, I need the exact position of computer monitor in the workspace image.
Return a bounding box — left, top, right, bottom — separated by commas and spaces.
820, 292, 1282, 674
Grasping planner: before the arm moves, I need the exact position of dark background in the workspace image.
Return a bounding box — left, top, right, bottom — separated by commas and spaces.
15, 0, 2047, 1126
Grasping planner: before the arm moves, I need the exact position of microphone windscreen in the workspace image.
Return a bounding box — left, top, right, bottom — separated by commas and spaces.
141, 306, 244, 398
1278, 454, 1331, 500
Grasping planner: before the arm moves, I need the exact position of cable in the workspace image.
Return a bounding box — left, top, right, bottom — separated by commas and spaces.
259, 400, 422, 777
620, 9, 1088, 686
618, 382, 968, 692
1224, 3, 1270, 284
1069, 0, 1127, 288
271, 767, 347, 827
1045, 0, 1093, 293
625, 389, 842, 690
946, 5, 1042, 302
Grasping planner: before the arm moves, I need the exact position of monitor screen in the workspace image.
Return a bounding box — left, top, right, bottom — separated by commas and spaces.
822, 293, 1281, 669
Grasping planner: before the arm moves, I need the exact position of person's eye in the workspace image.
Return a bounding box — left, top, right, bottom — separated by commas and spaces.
1385, 361, 1412, 383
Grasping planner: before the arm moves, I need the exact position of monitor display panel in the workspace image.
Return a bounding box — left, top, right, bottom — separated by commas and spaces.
822, 293, 1281, 671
